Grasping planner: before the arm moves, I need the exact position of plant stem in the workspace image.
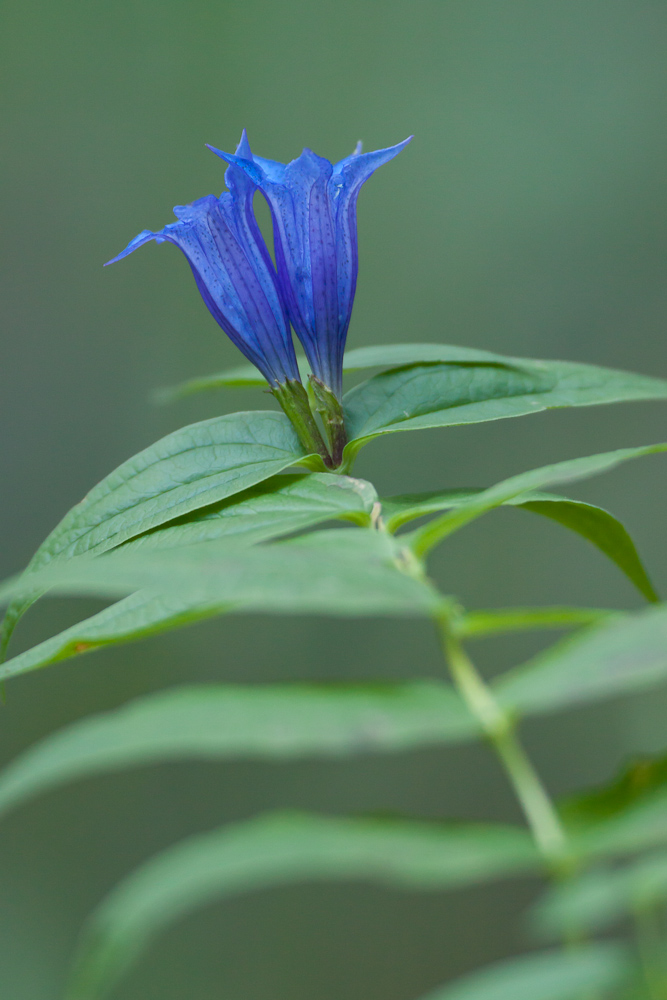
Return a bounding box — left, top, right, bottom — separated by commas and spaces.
272, 379, 334, 468
438, 615, 570, 871
309, 376, 348, 468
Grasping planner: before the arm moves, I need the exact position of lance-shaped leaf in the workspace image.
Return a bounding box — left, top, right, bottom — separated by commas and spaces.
563, 753, 667, 829
0, 682, 477, 818
0, 530, 443, 683
416, 944, 631, 1000
495, 602, 667, 717
573, 786, 667, 858
342, 354, 667, 460
533, 850, 667, 937
383, 485, 657, 602
408, 443, 667, 559
121, 472, 377, 552
0, 590, 232, 682
65, 812, 539, 1000
0, 476, 378, 679
561, 752, 667, 860
0, 528, 440, 614
156, 343, 538, 399
1, 410, 313, 657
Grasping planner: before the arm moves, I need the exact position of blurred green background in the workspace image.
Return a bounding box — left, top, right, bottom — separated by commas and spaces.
2, 2, 667, 997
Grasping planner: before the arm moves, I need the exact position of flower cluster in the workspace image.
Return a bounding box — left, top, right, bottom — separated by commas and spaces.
107, 130, 410, 463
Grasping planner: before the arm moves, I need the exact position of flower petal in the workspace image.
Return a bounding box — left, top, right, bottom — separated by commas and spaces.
208, 134, 412, 397
105, 182, 300, 386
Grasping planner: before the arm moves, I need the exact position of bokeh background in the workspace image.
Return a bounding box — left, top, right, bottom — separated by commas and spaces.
2, 2, 667, 997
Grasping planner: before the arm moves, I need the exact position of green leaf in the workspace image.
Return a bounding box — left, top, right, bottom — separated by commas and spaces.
156, 343, 526, 399
579, 788, 667, 858
121, 472, 377, 553
455, 606, 616, 639
0, 478, 379, 680
344, 362, 556, 447
0, 528, 440, 614
511, 494, 659, 603
0, 682, 477, 817
416, 944, 631, 1000
563, 754, 667, 828
0, 590, 230, 682
407, 443, 667, 559
343, 354, 667, 459
533, 851, 667, 937
496, 603, 667, 717
1, 410, 312, 658
66, 812, 539, 1000
0, 530, 443, 682
384, 483, 657, 602
561, 753, 667, 859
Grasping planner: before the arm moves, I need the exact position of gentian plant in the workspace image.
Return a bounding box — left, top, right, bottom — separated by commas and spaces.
2, 133, 667, 1000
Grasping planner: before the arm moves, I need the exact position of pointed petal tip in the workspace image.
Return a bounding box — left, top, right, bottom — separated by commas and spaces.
207, 136, 253, 165
235, 128, 252, 158
206, 142, 229, 161
103, 229, 157, 266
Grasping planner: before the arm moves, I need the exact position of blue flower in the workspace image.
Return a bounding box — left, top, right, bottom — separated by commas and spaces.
105, 134, 301, 388
208, 133, 412, 399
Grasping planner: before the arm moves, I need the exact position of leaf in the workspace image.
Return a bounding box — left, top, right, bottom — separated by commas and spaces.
0, 590, 231, 682
120, 472, 378, 552
563, 754, 667, 828
384, 483, 657, 602
579, 788, 667, 859
416, 944, 631, 1000
0, 530, 443, 682
343, 354, 667, 459
0, 683, 477, 817
0, 528, 441, 615
0, 479, 380, 680
344, 362, 557, 446
496, 603, 667, 717
156, 343, 527, 399
455, 606, 616, 639
65, 812, 539, 1000
533, 851, 667, 937
1, 410, 312, 658
511, 494, 659, 603
407, 443, 667, 559
561, 753, 667, 859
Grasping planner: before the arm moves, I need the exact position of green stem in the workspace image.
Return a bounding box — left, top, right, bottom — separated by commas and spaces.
309, 376, 348, 468
272, 380, 333, 468
438, 615, 570, 870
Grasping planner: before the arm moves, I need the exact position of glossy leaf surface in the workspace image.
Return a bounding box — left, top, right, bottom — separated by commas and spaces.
0, 682, 476, 817
343, 355, 667, 455
1, 411, 311, 656
120, 472, 377, 553
66, 812, 538, 1000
